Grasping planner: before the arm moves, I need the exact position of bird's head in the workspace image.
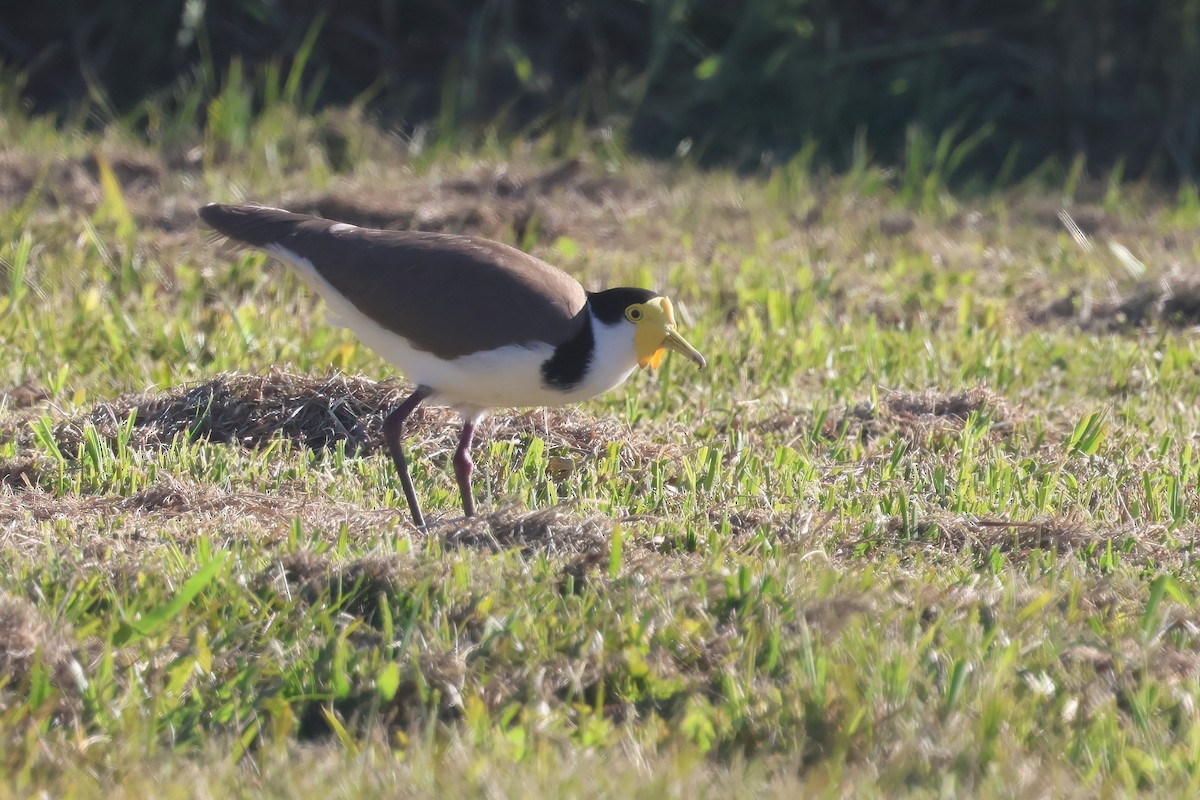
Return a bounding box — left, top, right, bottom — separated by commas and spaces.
589, 288, 706, 370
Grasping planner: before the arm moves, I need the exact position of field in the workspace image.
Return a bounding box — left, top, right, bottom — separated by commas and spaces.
2, 97, 1200, 798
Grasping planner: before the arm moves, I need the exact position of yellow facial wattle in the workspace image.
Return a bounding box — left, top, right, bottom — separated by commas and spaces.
628, 296, 706, 370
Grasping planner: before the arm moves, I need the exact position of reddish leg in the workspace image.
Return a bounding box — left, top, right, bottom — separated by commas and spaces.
382, 387, 431, 527
453, 420, 478, 518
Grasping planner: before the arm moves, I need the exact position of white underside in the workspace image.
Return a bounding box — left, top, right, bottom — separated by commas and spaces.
268, 244, 640, 419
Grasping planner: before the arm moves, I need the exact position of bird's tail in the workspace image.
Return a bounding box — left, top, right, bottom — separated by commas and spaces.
198, 203, 317, 247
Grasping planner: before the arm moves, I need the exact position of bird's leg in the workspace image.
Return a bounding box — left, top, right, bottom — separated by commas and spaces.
453, 420, 478, 518
382, 386, 431, 528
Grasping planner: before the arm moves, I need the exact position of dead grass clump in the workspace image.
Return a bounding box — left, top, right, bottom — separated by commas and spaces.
0, 478, 407, 550
82, 149, 166, 194
0, 486, 85, 524
114, 476, 301, 518
963, 517, 1096, 552
0, 151, 95, 211
45, 159, 101, 211
0, 591, 84, 717
721, 507, 776, 536
0, 151, 37, 204
1029, 203, 1118, 237
117, 477, 222, 515
49, 371, 663, 473
0, 458, 40, 489
0, 479, 277, 525
297, 647, 468, 742
1, 379, 50, 410
55, 370, 408, 455
268, 550, 332, 594
1062, 640, 1200, 728
886, 389, 996, 420
304, 193, 417, 231
490, 407, 681, 469
870, 515, 1200, 565
0, 482, 255, 533
1059, 643, 1116, 676
0, 148, 200, 238
442, 505, 614, 558
800, 596, 874, 634
876, 512, 1094, 557
264, 552, 421, 623
1146, 647, 1200, 684
1030, 273, 1200, 330
333, 555, 417, 600
878, 212, 915, 237
828, 387, 1014, 446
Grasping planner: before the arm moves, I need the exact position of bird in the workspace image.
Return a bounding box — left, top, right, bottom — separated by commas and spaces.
199, 203, 706, 528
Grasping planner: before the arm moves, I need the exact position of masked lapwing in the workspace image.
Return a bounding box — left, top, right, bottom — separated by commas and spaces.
199, 203, 706, 527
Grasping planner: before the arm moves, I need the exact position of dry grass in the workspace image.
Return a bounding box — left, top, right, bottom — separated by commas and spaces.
0, 379, 50, 411
53, 370, 409, 454
0, 592, 84, 719
10, 370, 673, 467
0, 477, 659, 570
300, 157, 646, 248
1030, 272, 1200, 330
829, 387, 1018, 445
748, 387, 1028, 455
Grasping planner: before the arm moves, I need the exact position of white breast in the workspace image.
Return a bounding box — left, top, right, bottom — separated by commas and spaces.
268, 245, 640, 418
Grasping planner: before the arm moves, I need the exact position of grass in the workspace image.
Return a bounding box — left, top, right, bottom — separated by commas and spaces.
2, 82, 1200, 798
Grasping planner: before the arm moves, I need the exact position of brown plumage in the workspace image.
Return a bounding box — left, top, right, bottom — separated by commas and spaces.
199, 204, 588, 359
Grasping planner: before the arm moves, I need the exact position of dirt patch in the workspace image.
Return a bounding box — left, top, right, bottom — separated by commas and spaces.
1029, 272, 1200, 330
1029, 203, 1121, 238
293, 157, 643, 247
878, 212, 915, 237
0, 379, 51, 410
4, 148, 648, 251
0, 151, 37, 204
0, 155, 104, 213
82, 149, 166, 195
716, 507, 777, 537
0, 147, 198, 237
0, 458, 41, 489
823, 387, 1016, 447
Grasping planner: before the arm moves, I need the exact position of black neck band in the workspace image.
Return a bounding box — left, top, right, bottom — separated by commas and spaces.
541, 311, 594, 390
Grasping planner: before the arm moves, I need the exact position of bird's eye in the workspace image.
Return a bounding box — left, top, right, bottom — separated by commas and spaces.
626, 306, 643, 322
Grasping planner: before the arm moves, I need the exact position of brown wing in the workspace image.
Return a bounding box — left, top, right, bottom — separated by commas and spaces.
199, 204, 588, 359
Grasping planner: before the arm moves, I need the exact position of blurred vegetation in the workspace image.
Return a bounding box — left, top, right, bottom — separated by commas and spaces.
3, 0, 1200, 183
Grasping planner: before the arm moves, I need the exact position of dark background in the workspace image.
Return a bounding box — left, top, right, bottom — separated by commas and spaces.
3, 0, 1199, 183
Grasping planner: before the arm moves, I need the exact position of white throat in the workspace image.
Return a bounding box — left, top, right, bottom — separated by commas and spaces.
568, 309, 640, 401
